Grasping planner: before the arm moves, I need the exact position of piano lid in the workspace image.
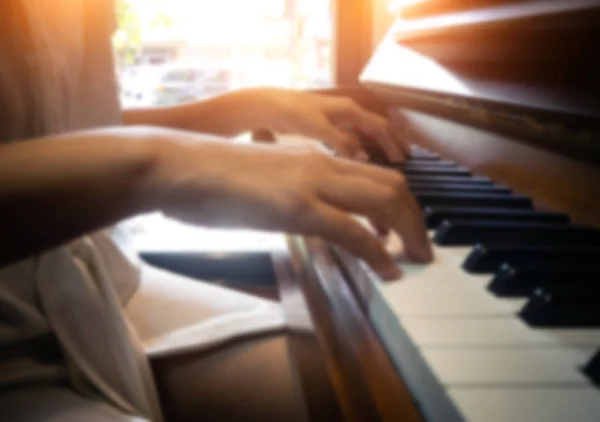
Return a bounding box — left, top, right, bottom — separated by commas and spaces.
362, 0, 600, 164
391, 0, 599, 24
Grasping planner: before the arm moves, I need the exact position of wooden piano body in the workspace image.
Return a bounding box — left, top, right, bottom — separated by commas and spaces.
276, 2, 600, 421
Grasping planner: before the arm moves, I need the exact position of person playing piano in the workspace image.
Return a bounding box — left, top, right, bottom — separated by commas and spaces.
0, 1, 432, 421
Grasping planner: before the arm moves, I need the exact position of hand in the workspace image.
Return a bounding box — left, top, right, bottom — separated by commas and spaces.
148, 136, 432, 279
258, 89, 410, 162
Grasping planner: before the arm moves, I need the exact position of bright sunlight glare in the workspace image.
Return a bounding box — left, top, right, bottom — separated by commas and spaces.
388, 0, 429, 13
116, 0, 335, 243
116, 0, 333, 107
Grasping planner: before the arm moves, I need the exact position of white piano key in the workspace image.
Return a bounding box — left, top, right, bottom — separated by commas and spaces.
401, 317, 559, 347
548, 329, 600, 347
365, 222, 600, 421
449, 387, 600, 422
381, 285, 524, 316
400, 317, 600, 347
372, 241, 527, 315
423, 347, 596, 386
380, 233, 600, 342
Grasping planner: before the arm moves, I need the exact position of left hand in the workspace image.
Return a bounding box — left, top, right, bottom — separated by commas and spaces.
258, 89, 409, 162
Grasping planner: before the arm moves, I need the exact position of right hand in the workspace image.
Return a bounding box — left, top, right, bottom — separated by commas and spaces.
147, 135, 433, 279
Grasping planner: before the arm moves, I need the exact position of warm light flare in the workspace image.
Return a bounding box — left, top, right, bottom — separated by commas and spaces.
116, 0, 333, 106
389, 0, 429, 14
122, 0, 328, 45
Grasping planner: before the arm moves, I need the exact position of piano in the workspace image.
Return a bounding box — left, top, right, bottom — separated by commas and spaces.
275, 1, 600, 421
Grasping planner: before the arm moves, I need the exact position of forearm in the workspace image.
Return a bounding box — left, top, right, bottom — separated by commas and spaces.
0, 127, 162, 266
122, 88, 273, 137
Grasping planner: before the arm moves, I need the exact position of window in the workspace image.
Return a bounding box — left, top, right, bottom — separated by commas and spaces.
113, 0, 335, 248
114, 0, 334, 108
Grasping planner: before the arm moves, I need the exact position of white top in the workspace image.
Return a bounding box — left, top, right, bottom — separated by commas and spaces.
0, 0, 163, 418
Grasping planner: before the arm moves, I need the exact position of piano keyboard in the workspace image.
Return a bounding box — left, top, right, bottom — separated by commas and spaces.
361, 146, 600, 422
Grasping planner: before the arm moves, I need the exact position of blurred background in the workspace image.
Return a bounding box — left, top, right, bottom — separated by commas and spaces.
114, 0, 334, 108
112, 0, 337, 248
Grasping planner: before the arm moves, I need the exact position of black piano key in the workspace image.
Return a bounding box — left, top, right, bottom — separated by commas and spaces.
417, 193, 532, 209
402, 167, 471, 177
406, 155, 441, 162
463, 245, 600, 274
388, 162, 452, 171
410, 183, 511, 194
406, 175, 492, 185
519, 287, 600, 327
400, 160, 458, 169
424, 207, 569, 229
583, 351, 600, 387
488, 263, 600, 297
434, 221, 600, 247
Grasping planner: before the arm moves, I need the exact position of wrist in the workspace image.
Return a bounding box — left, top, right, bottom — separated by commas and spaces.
139, 129, 227, 215
133, 129, 183, 214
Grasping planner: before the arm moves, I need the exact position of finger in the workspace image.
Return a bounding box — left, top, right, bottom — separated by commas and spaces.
369, 218, 391, 237
302, 115, 366, 160
390, 188, 433, 263
318, 174, 433, 263
374, 172, 433, 262
330, 155, 407, 186
389, 119, 413, 158
355, 215, 390, 237
342, 102, 403, 162
386, 124, 409, 162
307, 202, 401, 279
